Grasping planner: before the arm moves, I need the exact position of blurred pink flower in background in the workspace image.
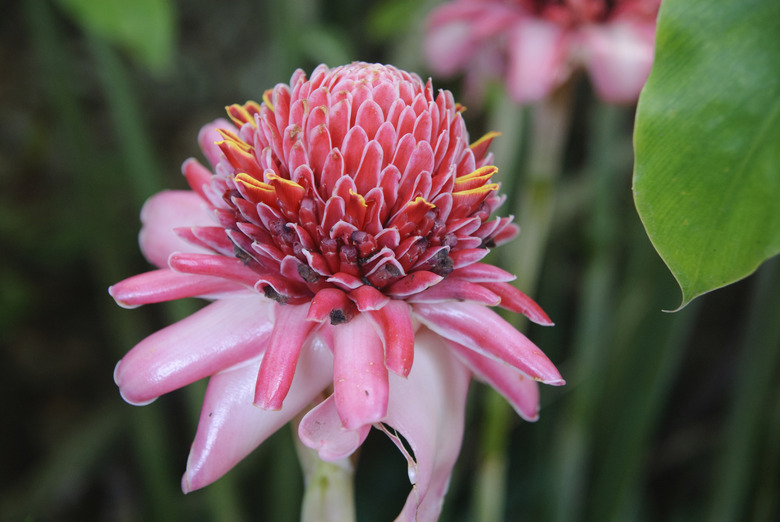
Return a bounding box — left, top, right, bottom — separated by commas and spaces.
425, 0, 661, 104
109, 62, 563, 521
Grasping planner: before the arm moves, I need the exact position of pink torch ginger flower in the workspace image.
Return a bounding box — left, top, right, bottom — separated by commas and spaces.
425, 0, 661, 104
110, 62, 563, 521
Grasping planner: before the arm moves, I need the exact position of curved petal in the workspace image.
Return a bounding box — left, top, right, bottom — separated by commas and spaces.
183, 336, 333, 492
384, 328, 471, 522
366, 299, 415, 377
580, 21, 656, 103
506, 19, 571, 104
109, 268, 249, 309
332, 313, 389, 430
406, 278, 501, 306
254, 303, 318, 410
115, 296, 274, 405
139, 190, 214, 268
198, 118, 234, 168
412, 301, 564, 385
298, 394, 371, 461
446, 339, 540, 421
480, 281, 554, 326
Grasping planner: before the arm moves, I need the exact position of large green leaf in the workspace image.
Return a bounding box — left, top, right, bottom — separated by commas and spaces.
633, 0, 780, 309
54, 0, 175, 73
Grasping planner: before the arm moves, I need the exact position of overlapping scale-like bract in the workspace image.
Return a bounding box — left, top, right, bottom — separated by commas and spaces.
182, 62, 516, 305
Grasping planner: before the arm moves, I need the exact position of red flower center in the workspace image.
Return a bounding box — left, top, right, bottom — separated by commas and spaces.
193, 63, 515, 306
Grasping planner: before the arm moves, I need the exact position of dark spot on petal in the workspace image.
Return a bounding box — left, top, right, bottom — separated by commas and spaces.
431, 250, 454, 277
233, 244, 253, 265
384, 263, 401, 277
330, 309, 348, 325
297, 263, 321, 283
263, 285, 288, 304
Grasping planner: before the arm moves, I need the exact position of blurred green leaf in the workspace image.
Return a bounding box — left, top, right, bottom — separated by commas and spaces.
298, 27, 353, 67
367, 0, 424, 42
633, 0, 780, 309
54, 0, 176, 73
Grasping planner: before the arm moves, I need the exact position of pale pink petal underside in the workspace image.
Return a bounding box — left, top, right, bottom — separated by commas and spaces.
481, 281, 554, 326
114, 297, 274, 406
139, 190, 214, 268
298, 394, 371, 461
447, 339, 540, 421
384, 329, 471, 522
183, 337, 333, 492
198, 118, 234, 167
412, 301, 564, 385
406, 278, 501, 306
109, 268, 248, 309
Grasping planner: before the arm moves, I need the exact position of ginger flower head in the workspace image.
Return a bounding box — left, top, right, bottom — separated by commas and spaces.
110, 62, 563, 521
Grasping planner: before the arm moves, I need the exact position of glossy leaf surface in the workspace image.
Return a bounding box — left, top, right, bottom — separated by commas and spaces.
633, 0, 780, 308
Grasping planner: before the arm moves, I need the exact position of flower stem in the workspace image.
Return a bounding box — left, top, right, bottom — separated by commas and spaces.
706, 257, 780, 522
472, 83, 574, 522
550, 100, 625, 522
294, 431, 357, 522
25, 4, 182, 519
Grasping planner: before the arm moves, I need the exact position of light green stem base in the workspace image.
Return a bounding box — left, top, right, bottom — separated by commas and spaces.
294, 432, 356, 522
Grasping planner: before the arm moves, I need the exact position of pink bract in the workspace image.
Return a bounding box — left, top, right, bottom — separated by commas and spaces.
109, 62, 563, 521
425, 0, 661, 104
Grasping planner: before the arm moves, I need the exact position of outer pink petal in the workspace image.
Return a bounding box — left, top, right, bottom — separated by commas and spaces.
446, 340, 540, 421
480, 281, 554, 326
406, 278, 501, 306
115, 296, 274, 405
298, 394, 371, 461
109, 268, 249, 309
198, 118, 234, 168
580, 21, 656, 103
332, 313, 389, 430
412, 301, 564, 385
183, 336, 333, 492
139, 190, 214, 268
254, 303, 317, 410
366, 299, 415, 377
506, 18, 571, 104
384, 328, 471, 522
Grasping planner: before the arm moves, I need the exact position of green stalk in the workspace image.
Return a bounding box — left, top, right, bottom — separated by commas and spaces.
751, 380, 780, 522
588, 272, 700, 521
550, 101, 626, 522
26, 3, 182, 520
88, 36, 163, 201
472, 84, 574, 522
468, 86, 525, 522
707, 258, 780, 522
294, 424, 356, 522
